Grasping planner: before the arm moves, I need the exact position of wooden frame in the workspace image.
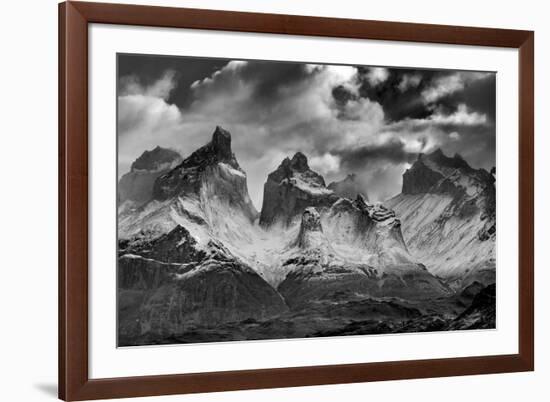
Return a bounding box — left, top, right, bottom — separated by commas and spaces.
59, 1, 534, 400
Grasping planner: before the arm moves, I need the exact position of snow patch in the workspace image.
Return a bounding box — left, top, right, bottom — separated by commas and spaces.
284, 175, 333, 195
218, 162, 246, 178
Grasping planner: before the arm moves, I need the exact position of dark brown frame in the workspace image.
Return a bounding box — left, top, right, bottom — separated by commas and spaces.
59, 1, 534, 400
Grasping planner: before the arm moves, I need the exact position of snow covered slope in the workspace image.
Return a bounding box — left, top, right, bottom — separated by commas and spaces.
386, 148, 496, 286
119, 126, 257, 241
278, 207, 451, 309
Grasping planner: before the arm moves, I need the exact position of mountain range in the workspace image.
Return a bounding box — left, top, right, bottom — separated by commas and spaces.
117, 126, 496, 345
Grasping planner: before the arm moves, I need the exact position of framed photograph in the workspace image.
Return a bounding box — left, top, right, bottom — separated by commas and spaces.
59, 1, 534, 400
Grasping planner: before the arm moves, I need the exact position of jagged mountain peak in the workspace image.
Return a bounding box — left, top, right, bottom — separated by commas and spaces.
403, 147, 495, 197
453, 152, 465, 161
177, 125, 239, 169
118, 146, 182, 208
266, 152, 329, 190
421, 147, 472, 173
272, 152, 318, 180
211, 125, 233, 161
150, 127, 257, 224
152, 126, 242, 201
260, 152, 337, 226
429, 147, 444, 156
289, 152, 309, 171
130, 146, 182, 172
402, 159, 444, 195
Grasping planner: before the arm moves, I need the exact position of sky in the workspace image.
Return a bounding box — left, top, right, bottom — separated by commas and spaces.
118, 54, 496, 207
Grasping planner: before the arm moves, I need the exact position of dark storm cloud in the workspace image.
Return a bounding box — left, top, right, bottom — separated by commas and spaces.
351, 68, 495, 124
332, 84, 357, 106
355, 67, 437, 121
238, 61, 314, 103
436, 74, 496, 122
118, 54, 228, 108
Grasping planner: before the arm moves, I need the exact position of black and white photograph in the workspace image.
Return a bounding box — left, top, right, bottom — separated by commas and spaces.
117, 54, 496, 346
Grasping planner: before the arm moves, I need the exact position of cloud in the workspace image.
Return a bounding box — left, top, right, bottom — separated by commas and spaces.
185, 61, 385, 154
398, 73, 422, 92
337, 97, 384, 122
365, 67, 389, 87
118, 96, 183, 175
449, 131, 461, 140
307, 139, 419, 201
355, 69, 490, 123
387, 103, 488, 130
310, 153, 341, 176
120, 70, 177, 100
118, 70, 182, 142
421, 71, 492, 104
118, 71, 207, 176
190, 60, 247, 91
359, 163, 411, 202
422, 73, 464, 103
118, 94, 181, 135
429, 104, 487, 126
334, 139, 419, 171
436, 73, 496, 122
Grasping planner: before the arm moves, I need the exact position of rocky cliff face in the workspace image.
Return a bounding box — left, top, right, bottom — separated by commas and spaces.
152, 126, 237, 200
294, 207, 329, 249
328, 173, 368, 201
259, 152, 338, 226
119, 225, 206, 264
324, 195, 411, 267
387, 148, 496, 285
132, 146, 182, 172
118, 146, 182, 209
402, 159, 444, 195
